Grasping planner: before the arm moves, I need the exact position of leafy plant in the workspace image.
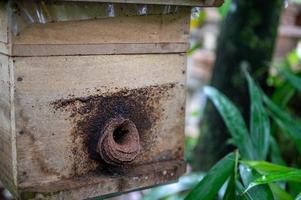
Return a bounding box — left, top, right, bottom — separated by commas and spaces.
183, 69, 301, 200
185, 152, 237, 200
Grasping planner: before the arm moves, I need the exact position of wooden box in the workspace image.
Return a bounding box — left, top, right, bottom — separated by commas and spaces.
0, 0, 223, 199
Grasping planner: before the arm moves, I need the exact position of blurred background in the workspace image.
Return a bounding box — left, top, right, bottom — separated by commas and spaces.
2, 0, 301, 199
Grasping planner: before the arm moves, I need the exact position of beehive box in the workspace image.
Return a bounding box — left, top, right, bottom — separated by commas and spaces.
0, 0, 223, 199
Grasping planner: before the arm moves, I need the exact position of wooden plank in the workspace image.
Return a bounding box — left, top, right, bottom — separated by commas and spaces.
0, 2, 10, 55
0, 42, 9, 55
62, 0, 224, 7
12, 43, 188, 56
0, 2, 7, 43
0, 54, 17, 197
19, 160, 185, 200
12, 10, 190, 55
14, 12, 189, 45
13, 54, 186, 197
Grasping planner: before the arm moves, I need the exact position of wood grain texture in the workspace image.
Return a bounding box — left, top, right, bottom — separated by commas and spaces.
0, 2, 10, 55
0, 42, 9, 55
19, 160, 185, 200
1, 2, 189, 198
0, 55, 17, 196
13, 54, 186, 198
12, 10, 190, 56
14, 12, 189, 45
0, 2, 7, 44
62, 0, 224, 7
12, 43, 188, 56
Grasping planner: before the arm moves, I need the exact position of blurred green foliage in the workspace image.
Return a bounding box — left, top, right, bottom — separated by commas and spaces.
183, 68, 301, 199
143, 49, 301, 199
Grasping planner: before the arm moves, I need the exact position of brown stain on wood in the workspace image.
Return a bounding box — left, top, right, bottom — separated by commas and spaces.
51, 83, 175, 177
18, 109, 61, 182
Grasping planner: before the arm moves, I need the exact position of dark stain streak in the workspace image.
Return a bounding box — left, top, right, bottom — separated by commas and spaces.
50, 83, 175, 176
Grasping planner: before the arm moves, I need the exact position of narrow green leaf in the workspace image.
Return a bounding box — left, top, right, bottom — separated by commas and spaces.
241, 161, 291, 173
289, 182, 301, 197
223, 151, 240, 200
236, 181, 253, 200
278, 67, 301, 91
245, 70, 270, 160
236, 180, 273, 200
271, 82, 295, 109
270, 183, 294, 200
204, 86, 254, 160
296, 192, 301, 200
185, 153, 236, 200
263, 95, 301, 153
245, 170, 301, 192
269, 136, 286, 165
223, 175, 236, 200
243, 162, 301, 199
239, 164, 274, 200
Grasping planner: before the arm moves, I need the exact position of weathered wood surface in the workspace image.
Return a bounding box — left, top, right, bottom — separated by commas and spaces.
0, 55, 17, 197
62, 0, 224, 7
12, 54, 186, 198
12, 43, 188, 57
19, 160, 185, 200
0, 1, 190, 198
13, 10, 190, 56
0, 2, 10, 55
0, 2, 7, 44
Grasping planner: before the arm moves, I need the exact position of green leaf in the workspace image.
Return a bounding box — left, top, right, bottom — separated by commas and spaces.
187, 43, 202, 56
263, 95, 301, 154
240, 161, 291, 173
245, 170, 301, 192
235, 181, 252, 200
223, 151, 240, 200
270, 183, 294, 200
245, 70, 270, 160
287, 50, 299, 66
241, 161, 297, 199
271, 82, 295, 109
218, 0, 232, 18
296, 192, 301, 200
278, 66, 301, 91
289, 182, 301, 197
223, 175, 236, 200
269, 136, 286, 165
184, 153, 236, 200
239, 164, 274, 200
204, 86, 255, 160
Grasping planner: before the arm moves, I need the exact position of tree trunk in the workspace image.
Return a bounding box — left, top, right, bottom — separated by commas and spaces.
193, 0, 284, 170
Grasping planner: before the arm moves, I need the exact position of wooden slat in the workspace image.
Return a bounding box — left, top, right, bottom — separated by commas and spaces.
14, 12, 189, 45
0, 2, 7, 44
19, 160, 186, 199
12, 10, 190, 56
0, 2, 10, 55
62, 0, 224, 7
12, 43, 188, 56
0, 42, 9, 55
0, 55, 17, 197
